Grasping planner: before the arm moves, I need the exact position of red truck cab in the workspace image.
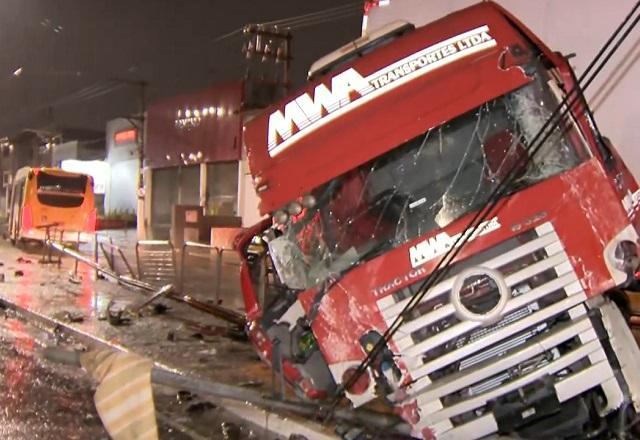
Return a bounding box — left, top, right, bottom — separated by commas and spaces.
240, 2, 640, 438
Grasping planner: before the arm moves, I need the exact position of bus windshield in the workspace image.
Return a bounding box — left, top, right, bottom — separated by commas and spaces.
269, 61, 588, 290
37, 171, 88, 208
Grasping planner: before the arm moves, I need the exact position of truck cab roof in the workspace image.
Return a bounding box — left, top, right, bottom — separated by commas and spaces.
244, 1, 559, 215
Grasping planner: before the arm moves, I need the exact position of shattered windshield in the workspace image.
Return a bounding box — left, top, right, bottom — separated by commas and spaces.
270, 62, 587, 290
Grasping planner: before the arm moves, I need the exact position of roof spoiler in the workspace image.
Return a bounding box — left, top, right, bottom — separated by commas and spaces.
307, 20, 415, 81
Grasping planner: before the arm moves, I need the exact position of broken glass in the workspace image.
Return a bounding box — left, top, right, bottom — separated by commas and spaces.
273, 59, 588, 290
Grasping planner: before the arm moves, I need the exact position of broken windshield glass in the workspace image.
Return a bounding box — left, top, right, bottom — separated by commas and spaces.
271, 60, 587, 290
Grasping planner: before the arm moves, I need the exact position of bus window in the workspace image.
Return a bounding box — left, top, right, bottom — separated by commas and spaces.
36, 171, 88, 208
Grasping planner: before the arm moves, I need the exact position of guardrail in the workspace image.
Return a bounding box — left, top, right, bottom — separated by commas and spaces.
135, 240, 177, 288
93, 233, 137, 279
179, 241, 237, 303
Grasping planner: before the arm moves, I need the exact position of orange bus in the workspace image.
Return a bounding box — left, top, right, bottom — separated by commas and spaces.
8, 167, 96, 243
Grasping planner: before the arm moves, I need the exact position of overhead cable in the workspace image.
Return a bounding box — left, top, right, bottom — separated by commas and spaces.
332, 0, 640, 414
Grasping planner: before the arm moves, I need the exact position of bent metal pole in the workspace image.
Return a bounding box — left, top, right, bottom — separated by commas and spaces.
47, 240, 245, 326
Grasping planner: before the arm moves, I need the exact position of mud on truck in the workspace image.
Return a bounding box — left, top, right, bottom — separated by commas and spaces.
238, 2, 640, 439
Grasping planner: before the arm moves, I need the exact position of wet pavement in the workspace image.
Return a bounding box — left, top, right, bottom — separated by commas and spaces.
0, 309, 266, 439
0, 310, 108, 439
0, 235, 337, 439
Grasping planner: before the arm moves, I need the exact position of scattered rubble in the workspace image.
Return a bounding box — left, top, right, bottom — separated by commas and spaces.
197, 348, 217, 356
186, 401, 216, 414
238, 380, 263, 388
52, 310, 85, 323
220, 421, 241, 440
151, 303, 169, 315
176, 390, 195, 403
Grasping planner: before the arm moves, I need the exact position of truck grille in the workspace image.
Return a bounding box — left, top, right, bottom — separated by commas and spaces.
376, 222, 618, 438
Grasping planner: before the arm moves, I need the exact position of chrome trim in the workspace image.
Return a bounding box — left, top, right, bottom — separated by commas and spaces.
418, 339, 603, 427
449, 266, 511, 324
377, 230, 559, 316
407, 316, 593, 403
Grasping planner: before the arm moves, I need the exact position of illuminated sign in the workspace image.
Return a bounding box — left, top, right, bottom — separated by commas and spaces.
267, 25, 496, 157
174, 105, 231, 130
114, 129, 137, 144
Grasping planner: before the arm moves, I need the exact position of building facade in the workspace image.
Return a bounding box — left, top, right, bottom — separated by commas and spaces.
104, 118, 140, 217
142, 80, 262, 240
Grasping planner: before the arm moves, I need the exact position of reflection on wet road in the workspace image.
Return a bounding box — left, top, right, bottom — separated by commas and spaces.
0, 239, 318, 440
0, 308, 274, 439
0, 313, 108, 439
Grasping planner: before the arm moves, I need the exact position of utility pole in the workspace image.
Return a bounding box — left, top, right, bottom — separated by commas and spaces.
135, 81, 147, 240
242, 24, 292, 109
112, 78, 148, 239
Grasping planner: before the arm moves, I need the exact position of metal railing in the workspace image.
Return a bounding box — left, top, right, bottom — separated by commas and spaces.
136, 240, 177, 287
179, 241, 235, 303
93, 233, 137, 279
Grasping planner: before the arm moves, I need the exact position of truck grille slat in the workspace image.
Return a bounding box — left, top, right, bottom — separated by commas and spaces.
374, 223, 619, 437
402, 271, 579, 359
378, 230, 559, 317
392, 249, 569, 342
418, 339, 603, 427
407, 316, 592, 402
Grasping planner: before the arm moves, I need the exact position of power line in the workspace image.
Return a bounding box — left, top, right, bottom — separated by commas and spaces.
332, 0, 640, 416
261, 2, 362, 26
287, 10, 361, 31
211, 2, 363, 44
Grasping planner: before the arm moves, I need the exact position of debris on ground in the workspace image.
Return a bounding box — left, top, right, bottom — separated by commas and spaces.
335, 424, 366, 440
197, 348, 217, 356
14, 270, 24, 277
107, 309, 133, 326
186, 401, 216, 414
0, 273, 5, 283
151, 303, 169, 315
106, 300, 134, 326
17, 257, 32, 264
220, 422, 241, 440
52, 310, 85, 323
132, 284, 174, 315
238, 380, 263, 388
176, 390, 195, 403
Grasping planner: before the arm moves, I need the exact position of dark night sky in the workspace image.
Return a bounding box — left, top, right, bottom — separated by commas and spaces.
0, 0, 363, 136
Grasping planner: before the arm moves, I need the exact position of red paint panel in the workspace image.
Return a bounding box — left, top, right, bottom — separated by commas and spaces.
146, 81, 243, 168
299, 159, 630, 365
244, 2, 545, 214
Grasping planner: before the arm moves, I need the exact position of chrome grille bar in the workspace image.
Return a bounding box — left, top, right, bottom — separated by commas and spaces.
378, 230, 559, 317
